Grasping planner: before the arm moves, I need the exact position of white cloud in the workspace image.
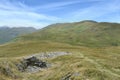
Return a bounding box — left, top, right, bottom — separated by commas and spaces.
0, 0, 61, 28
0, 19, 49, 29
32, 0, 104, 11
0, 0, 119, 28
34, 1, 83, 10
66, 0, 120, 22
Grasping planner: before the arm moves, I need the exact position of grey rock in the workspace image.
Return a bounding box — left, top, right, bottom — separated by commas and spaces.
34, 52, 70, 59
26, 66, 41, 73
17, 52, 71, 73
17, 56, 47, 73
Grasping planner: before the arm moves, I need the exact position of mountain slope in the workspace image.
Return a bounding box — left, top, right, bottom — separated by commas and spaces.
0, 21, 120, 80
17, 20, 120, 47
0, 41, 120, 80
0, 27, 36, 44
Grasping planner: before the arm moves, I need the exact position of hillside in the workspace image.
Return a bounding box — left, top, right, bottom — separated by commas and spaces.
0, 41, 120, 80
17, 20, 120, 47
0, 27, 36, 44
0, 21, 120, 80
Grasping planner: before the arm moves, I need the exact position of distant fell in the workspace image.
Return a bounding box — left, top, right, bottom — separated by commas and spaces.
0, 27, 37, 44
17, 20, 120, 47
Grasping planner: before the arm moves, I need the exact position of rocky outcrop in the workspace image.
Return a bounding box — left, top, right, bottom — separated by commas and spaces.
33, 52, 70, 59
17, 52, 70, 73
17, 56, 47, 73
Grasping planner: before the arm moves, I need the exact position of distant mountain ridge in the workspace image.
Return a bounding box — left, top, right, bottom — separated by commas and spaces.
17, 20, 120, 47
0, 27, 37, 44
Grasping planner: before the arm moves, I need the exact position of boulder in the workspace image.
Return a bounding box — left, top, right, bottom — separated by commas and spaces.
17, 56, 47, 72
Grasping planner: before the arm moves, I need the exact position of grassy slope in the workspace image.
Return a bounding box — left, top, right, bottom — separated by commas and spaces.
17, 21, 120, 47
0, 41, 79, 57
0, 21, 120, 80
0, 41, 120, 80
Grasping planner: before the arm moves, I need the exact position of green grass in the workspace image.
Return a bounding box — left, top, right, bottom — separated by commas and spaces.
0, 21, 120, 80
16, 21, 120, 47
0, 41, 80, 57
0, 41, 120, 80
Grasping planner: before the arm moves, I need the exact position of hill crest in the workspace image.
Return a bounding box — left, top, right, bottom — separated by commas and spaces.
16, 20, 120, 47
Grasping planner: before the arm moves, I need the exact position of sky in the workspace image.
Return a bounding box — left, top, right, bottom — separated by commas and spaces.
0, 0, 120, 28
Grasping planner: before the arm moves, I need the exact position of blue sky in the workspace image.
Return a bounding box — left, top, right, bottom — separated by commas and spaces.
0, 0, 120, 28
